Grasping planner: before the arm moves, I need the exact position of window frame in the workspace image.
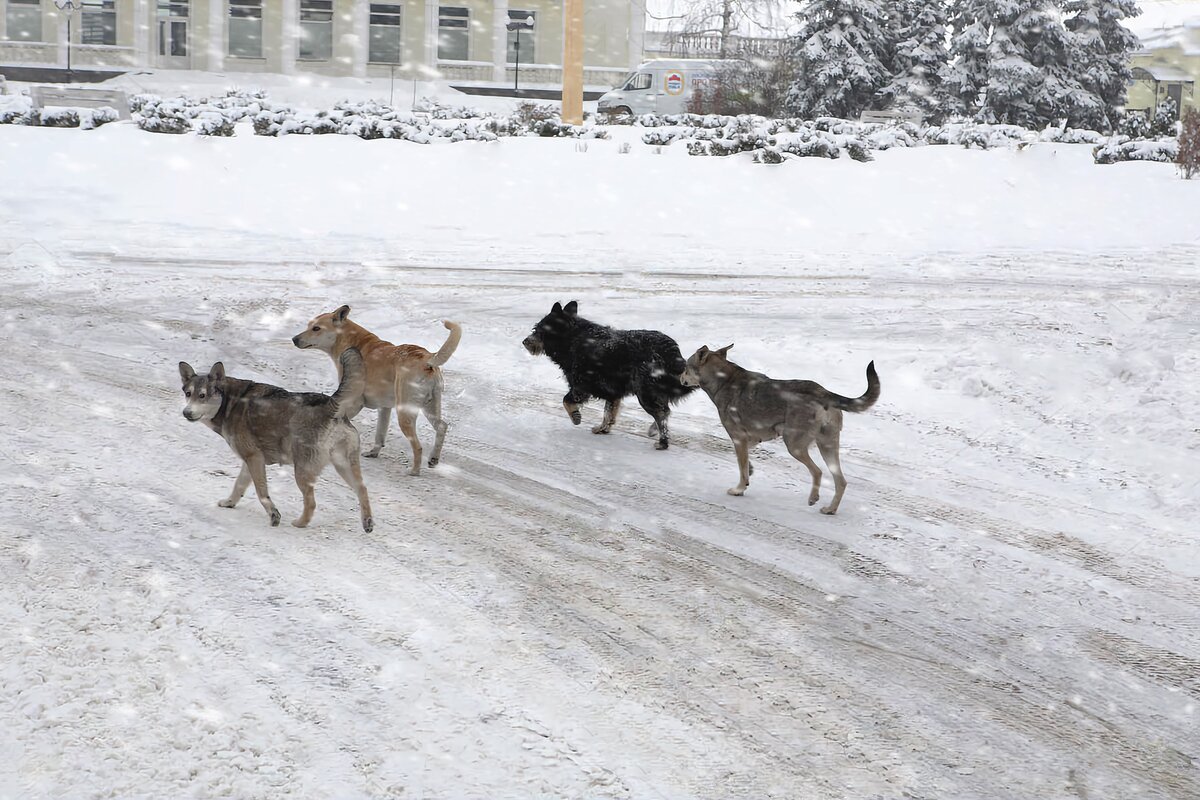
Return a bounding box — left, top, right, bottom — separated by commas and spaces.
5, 0, 43, 43
227, 0, 263, 59
437, 5, 469, 62
298, 0, 332, 61
80, 0, 117, 46
368, 2, 402, 64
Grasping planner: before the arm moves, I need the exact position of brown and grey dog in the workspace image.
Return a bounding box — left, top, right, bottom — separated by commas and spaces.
681, 345, 880, 515
292, 306, 461, 475
179, 348, 374, 531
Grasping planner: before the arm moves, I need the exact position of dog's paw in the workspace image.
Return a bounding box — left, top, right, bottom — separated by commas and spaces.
427, 457, 439, 468
808, 491, 819, 506
408, 467, 421, 477
364, 448, 382, 459
569, 411, 582, 426
655, 440, 669, 450
591, 424, 611, 435
819, 505, 837, 515
269, 509, 281, 526
217, 498, 237, 509
291, 518, 309, 528
362, 516, 374, 533
727, 487, 746, 496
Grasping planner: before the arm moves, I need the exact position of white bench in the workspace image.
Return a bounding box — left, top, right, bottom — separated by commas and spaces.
31, 85, 131, 120
859, 109, 923, 125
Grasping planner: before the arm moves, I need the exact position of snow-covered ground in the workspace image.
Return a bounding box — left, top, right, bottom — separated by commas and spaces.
1, 121, 1199, 799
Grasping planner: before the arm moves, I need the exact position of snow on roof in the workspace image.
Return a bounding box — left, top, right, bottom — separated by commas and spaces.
641, 0, 797, 38
1134, 63, 1196, 81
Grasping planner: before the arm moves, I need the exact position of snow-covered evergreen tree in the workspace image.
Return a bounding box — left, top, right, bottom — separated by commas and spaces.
786, 0, 891, 119
942, 0, 1101, 129
1064, 0, 1141, 131
877, 0, 950, 119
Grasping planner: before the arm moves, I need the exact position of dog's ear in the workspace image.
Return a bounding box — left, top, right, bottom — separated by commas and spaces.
551, 301, 563, 314
179, 362, 195, 384
563, 300, 578, 316
208, 362, 225, 381
696, 345, 710, 364
333, 305, 351, 324
716, 343, 734, 358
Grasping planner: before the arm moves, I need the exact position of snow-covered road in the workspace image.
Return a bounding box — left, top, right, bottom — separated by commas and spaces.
2, 126, 1198, 798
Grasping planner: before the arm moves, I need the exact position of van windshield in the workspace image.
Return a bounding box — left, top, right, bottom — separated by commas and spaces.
623, 72, 652, 91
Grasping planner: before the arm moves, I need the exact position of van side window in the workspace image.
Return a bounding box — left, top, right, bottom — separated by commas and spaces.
624, 73, 651, 91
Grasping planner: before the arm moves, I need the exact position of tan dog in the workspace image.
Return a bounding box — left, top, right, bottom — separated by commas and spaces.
293, 305, 461, 475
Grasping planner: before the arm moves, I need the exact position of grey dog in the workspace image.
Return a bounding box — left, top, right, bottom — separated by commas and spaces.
681, 345, 880, 514
179, 348, 374, 531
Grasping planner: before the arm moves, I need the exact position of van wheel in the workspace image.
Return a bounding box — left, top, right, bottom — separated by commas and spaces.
614, 106, 632, 117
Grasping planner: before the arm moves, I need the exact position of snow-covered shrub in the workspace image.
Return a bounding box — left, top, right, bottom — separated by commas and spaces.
128, 93, 161, 113
80, 106, 118, 130
1175, 109, 1200, 179
0, 94, 34, 125
194, 110, 235, 136
415, 97, 485, 119
641, 129, 681, 146
1093, 136, 1178, 165
1151, 98, 1178, 137
778, 137, 840, 159
37, 108, 80, 127
136, 99, 192, 134
1119, 111, 1151, 139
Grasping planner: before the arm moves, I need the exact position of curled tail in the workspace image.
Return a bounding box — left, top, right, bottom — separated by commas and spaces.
827, 361, 880, 413
332, 347, 367, 419
427, 321, 462, 368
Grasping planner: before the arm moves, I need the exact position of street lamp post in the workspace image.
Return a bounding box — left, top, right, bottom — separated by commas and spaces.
54, 0, 82, 83
506, 18, 533, 94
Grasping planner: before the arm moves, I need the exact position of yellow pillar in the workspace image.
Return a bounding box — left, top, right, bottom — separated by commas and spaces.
561, 0, 584, 124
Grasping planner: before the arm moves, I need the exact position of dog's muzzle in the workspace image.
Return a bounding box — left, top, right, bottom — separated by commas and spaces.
679, 370, 699, 387
182, 409, 199, 421
522, 335, 544, 356
292, 335, 307, 348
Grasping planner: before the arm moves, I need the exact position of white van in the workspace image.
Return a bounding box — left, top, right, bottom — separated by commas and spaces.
597, 59, 719, 116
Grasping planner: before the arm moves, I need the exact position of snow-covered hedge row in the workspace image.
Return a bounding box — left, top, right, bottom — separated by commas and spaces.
0, 93, 118, 129
636, 114, 1111, 161
1093, 136, 1179, 165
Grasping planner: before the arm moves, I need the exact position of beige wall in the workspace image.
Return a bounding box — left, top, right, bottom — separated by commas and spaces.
0, 0, 642, 78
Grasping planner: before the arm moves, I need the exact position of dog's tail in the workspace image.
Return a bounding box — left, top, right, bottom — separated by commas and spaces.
426, 321, 462, 368
827, 361, 880, 413
332, 347, 367, 419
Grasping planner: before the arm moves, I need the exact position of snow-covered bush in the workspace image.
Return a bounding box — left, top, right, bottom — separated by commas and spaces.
80, 106, 118, 130
0, 94, 34, 125
194, 110, 235, 136
415, 97, 485, 119
37, 108, 80, 128
136, 100, 191, 134
1176, 109, 1200, 179
1119, 111, 1151, 139
1093, 136, 1178, 165
1151, 98, 1179, 137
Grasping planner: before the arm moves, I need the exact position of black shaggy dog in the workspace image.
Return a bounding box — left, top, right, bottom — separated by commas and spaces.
522, 300, 696, 449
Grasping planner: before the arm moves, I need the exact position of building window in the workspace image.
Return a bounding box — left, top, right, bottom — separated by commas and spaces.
157, 0, 188, 56
81, 0, 117, 45
506, 9, 533, 63
228, 0, 262, 58
437, 6, 468, 61
5, 0, 42, 42
299, 0, 332, 60
368, 3, 400, 64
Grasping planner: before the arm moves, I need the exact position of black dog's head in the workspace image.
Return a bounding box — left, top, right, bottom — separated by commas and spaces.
523, 300, 579, 356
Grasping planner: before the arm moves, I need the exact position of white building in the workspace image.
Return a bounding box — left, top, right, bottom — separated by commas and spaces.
0, 0, 643, 85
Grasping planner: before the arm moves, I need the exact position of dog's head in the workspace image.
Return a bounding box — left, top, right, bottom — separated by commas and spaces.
522, 300, 578, 356
681, 344, 734, 387
179, 362, 226, 422
293, 304, 350, 352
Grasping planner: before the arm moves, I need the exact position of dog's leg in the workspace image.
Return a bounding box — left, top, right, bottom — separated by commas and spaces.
592, 398, 621, 434
815, 429, 847, 515
652, 409, 670, 450
646, 421, 659, 438
728, 438, 751, 495
562, 391, 583, 426
332, 449, 373, 533
397, 409, 423, 476
365, 407, 389, 458
291, 465, 318, 528
785, 435, 822, 506
246, 455, 280, 526
218, 463, 252, 508
423, 379, 449, 468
